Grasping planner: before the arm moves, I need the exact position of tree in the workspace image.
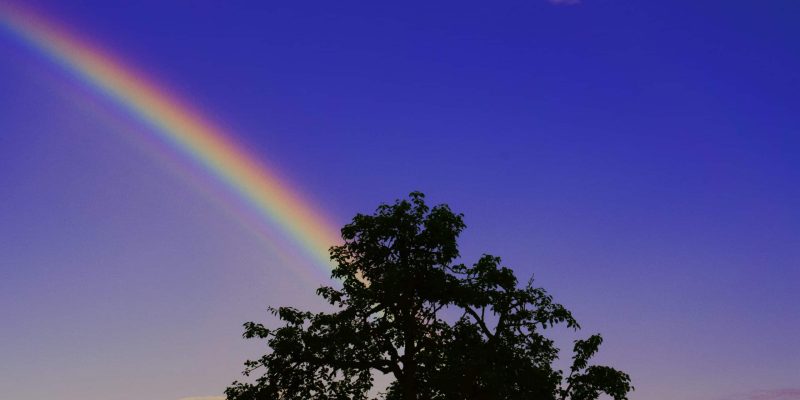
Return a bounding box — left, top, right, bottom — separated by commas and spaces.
226, 192, 632, 400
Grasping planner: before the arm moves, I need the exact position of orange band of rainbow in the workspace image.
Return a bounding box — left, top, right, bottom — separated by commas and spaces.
0, 4, 340, 275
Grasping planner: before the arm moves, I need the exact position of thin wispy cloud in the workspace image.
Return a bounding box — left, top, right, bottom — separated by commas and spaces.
548, 0, 581, 5
720, 389, 800, 400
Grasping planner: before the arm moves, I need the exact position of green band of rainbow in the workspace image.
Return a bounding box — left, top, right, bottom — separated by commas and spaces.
0, 4, 340, 274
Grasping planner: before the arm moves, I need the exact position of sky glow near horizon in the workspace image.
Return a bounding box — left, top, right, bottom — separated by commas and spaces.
0, 1, 798, 400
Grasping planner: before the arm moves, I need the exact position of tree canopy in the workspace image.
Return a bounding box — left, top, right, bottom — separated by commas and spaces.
226, 192, 632, 400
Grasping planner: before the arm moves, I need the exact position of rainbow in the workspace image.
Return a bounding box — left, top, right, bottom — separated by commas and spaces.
0, 4, 341, 275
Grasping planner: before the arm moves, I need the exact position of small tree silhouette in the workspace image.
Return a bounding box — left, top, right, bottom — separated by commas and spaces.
226, 192, 632, 400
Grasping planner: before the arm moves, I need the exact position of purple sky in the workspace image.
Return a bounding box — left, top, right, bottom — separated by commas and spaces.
1, 1, 798, 399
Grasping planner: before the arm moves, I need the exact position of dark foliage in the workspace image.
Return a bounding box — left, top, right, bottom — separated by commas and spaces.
226, 192, 632, 400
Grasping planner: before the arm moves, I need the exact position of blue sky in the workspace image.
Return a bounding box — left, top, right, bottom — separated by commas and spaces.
1, 1, 798, 399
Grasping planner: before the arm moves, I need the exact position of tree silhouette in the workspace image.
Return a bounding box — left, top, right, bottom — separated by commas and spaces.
226, 192, 632, 400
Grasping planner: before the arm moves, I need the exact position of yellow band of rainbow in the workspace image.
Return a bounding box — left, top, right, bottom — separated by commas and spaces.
0, 4, 340, 275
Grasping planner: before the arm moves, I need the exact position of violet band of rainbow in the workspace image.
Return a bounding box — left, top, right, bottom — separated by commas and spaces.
0, 4, 341, 274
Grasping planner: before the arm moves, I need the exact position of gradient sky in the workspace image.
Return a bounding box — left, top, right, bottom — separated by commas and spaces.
1, 1, 798, 400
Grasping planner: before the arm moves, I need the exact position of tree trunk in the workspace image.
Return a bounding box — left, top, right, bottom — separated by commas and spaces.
400, 239, 417, 400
